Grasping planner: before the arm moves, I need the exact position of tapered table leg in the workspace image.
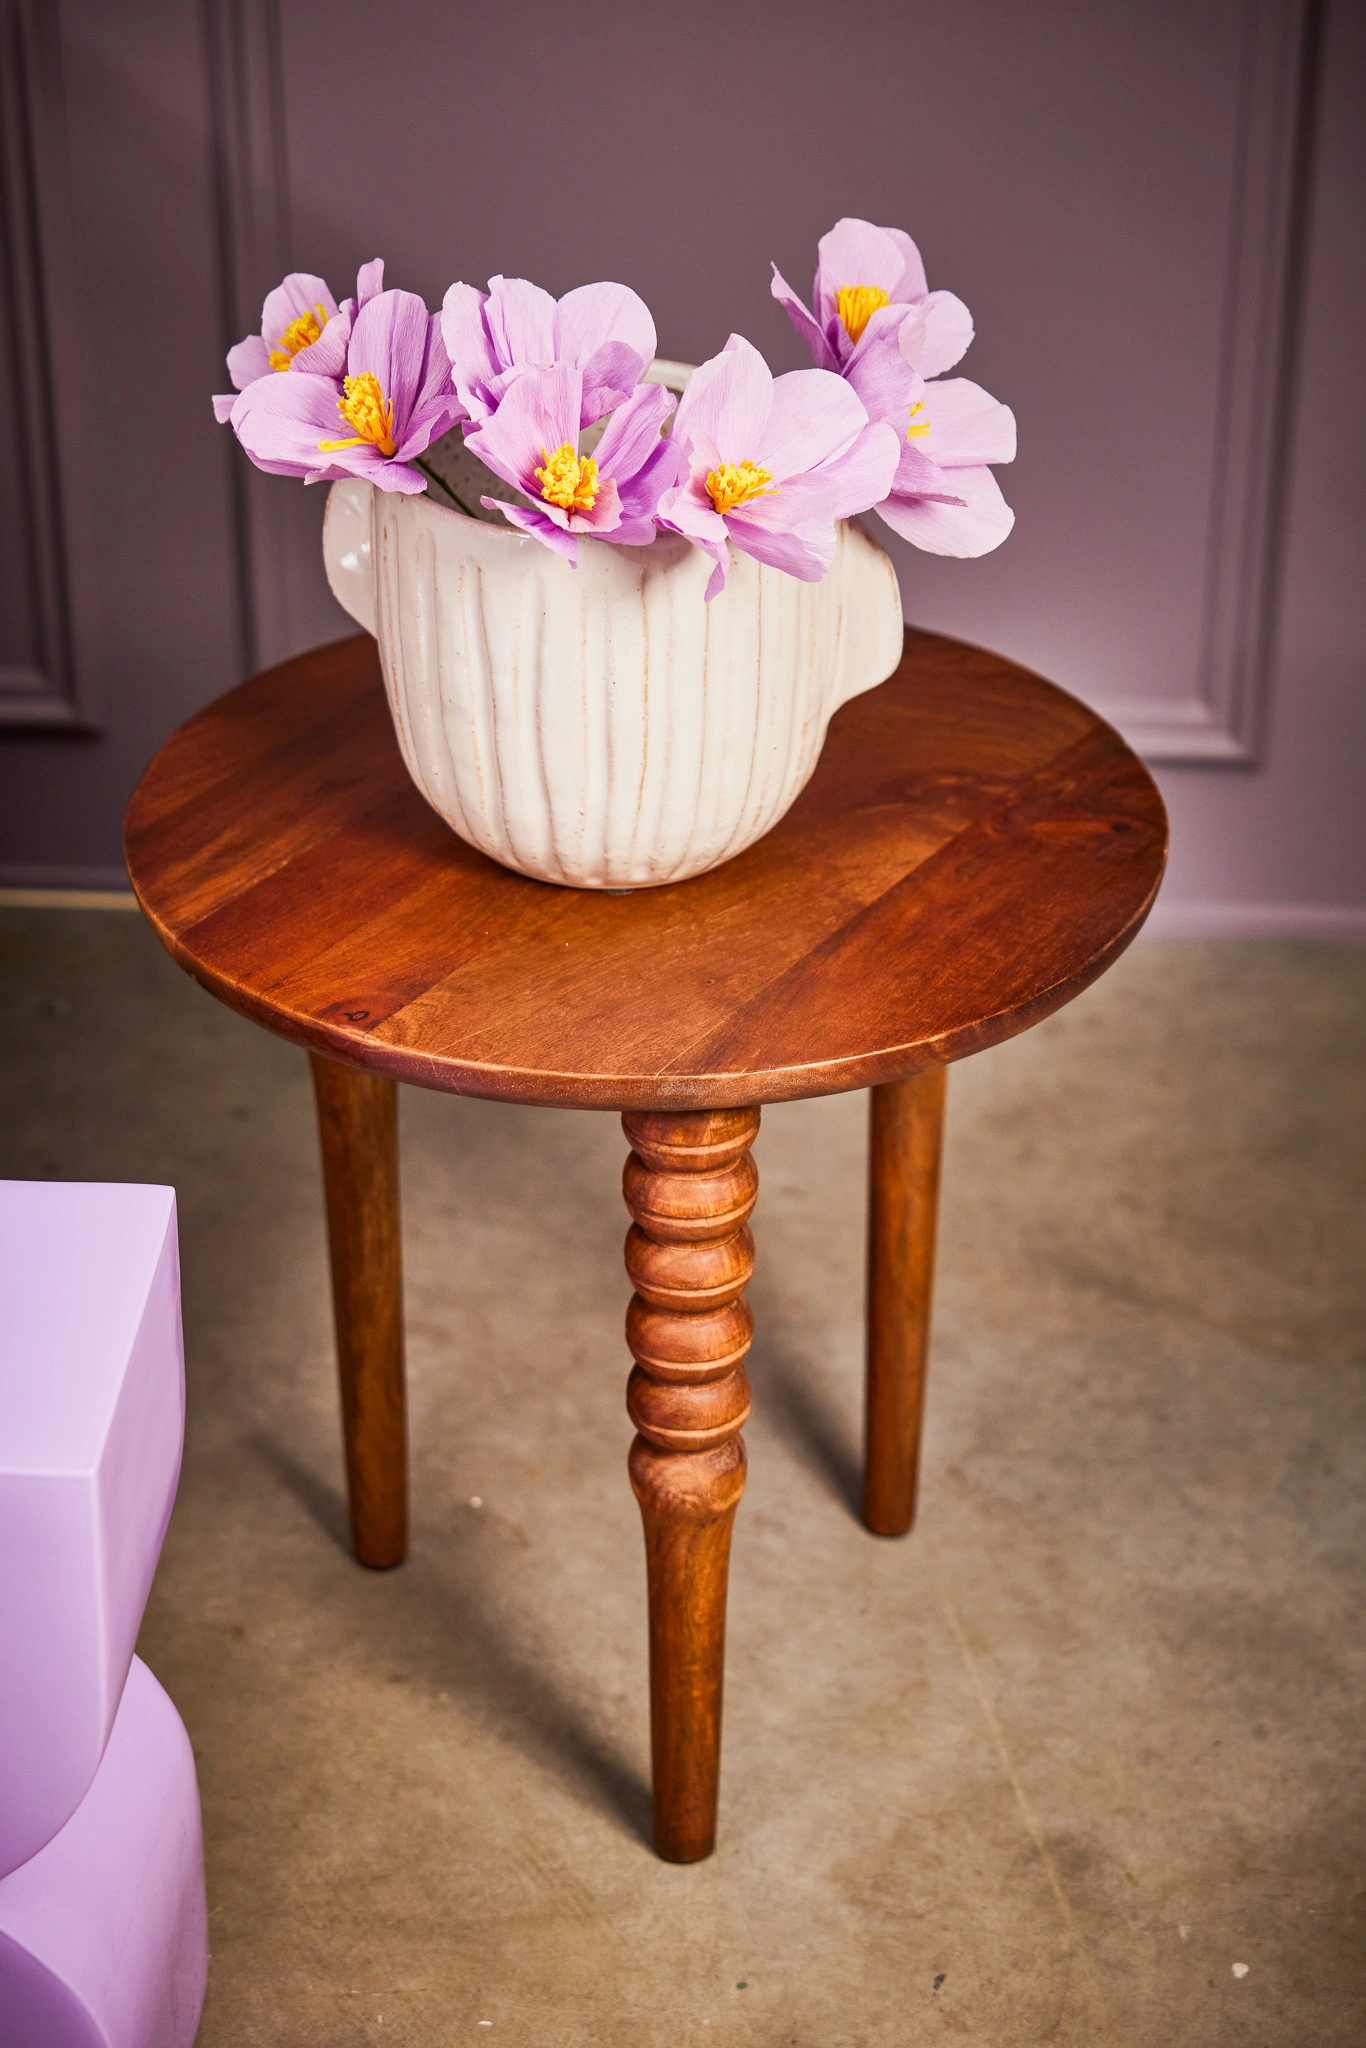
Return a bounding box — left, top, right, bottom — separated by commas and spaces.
622, 1107, 759, 1863
863, 1068, 947, 1537
310, 1052, 407, 1569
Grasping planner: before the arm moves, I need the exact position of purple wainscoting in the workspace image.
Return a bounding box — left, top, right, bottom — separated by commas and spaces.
1, 1, 1363, 929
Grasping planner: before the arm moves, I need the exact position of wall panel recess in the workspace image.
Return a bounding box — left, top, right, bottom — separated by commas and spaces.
0, 0, 96, 728
1101, 0, 1318, 762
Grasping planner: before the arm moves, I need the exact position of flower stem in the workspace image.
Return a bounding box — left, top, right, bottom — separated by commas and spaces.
414, 455, 479, 520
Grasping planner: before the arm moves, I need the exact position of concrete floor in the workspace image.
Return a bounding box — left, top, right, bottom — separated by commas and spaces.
1, 908, 1363, 2046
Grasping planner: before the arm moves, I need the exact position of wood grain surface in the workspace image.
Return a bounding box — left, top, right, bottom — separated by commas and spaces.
124, 630, 1167, 1110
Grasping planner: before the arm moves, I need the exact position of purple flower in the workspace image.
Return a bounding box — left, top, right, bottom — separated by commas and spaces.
225, 289, 465, 493
212, 261, 384, 423
845, 342, 1017, 556
462, 363, 678, 563
772, 218, 1016, 557
771, 216, 973, 379
655, 335, 899, 600
442, 276, 656, 429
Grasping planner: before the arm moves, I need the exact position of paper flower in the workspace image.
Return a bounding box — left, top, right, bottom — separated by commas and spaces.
772, 218, 1015, 557
839, 331, 1017, 556
212, 261, 384, 423
771, 216, 973, 381
225, 288, 464, 492
462, 362, 678, 562
655, 334, 899, 599
442, 276, 656, 428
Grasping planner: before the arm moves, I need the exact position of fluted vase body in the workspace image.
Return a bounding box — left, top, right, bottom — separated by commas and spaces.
323, 477, 904, 890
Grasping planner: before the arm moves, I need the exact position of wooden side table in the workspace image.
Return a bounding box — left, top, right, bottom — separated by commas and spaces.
125, 628, 1166, 1862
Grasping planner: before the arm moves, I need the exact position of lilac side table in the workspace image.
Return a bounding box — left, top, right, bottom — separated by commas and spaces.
0, 1182, 184, 1872
0, 1182, 207, 2045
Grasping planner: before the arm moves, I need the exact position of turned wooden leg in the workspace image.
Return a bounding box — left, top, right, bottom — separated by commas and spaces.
863, 1068, 947, 1537
623, 1107, 759, 1863
310, 1052, 408, 1569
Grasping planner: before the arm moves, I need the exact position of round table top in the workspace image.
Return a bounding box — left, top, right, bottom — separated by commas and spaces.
124, 630, 1167, 1111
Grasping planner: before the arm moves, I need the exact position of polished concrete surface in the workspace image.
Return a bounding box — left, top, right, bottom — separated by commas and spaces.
2, 909, 1363, 2046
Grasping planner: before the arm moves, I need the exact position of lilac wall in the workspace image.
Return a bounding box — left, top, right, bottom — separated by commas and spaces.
1, 0, 1361, 929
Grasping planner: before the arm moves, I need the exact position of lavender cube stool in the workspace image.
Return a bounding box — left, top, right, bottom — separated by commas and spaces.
0, 1656, 207, 2048
0, 1182, 207, 2045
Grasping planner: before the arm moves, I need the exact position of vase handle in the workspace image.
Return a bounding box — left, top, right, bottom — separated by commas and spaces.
832, 518, 906, 710
322, 479, 377, 637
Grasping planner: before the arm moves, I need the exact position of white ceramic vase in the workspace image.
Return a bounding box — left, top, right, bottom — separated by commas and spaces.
322, 474, 904, 890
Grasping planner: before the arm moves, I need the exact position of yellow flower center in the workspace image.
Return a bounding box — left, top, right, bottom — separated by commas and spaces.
907, 399, 931, 439
706, 460, 776, 515
317, 371, 398, 458
269, 304, 328, 372
536, 442, 599, 513
837, 284, 890, 346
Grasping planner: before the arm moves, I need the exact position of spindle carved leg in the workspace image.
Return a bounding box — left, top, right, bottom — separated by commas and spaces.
310, 1052, 408, 1569
863, 1068, 947, 1537
623, 1107, 759, 1863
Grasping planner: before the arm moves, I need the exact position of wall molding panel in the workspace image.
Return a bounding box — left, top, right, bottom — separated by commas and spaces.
203, 0, 296, 674
193, 0, 1318, 758
1106, 0, 1318, 764
0, 2, 96, 729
